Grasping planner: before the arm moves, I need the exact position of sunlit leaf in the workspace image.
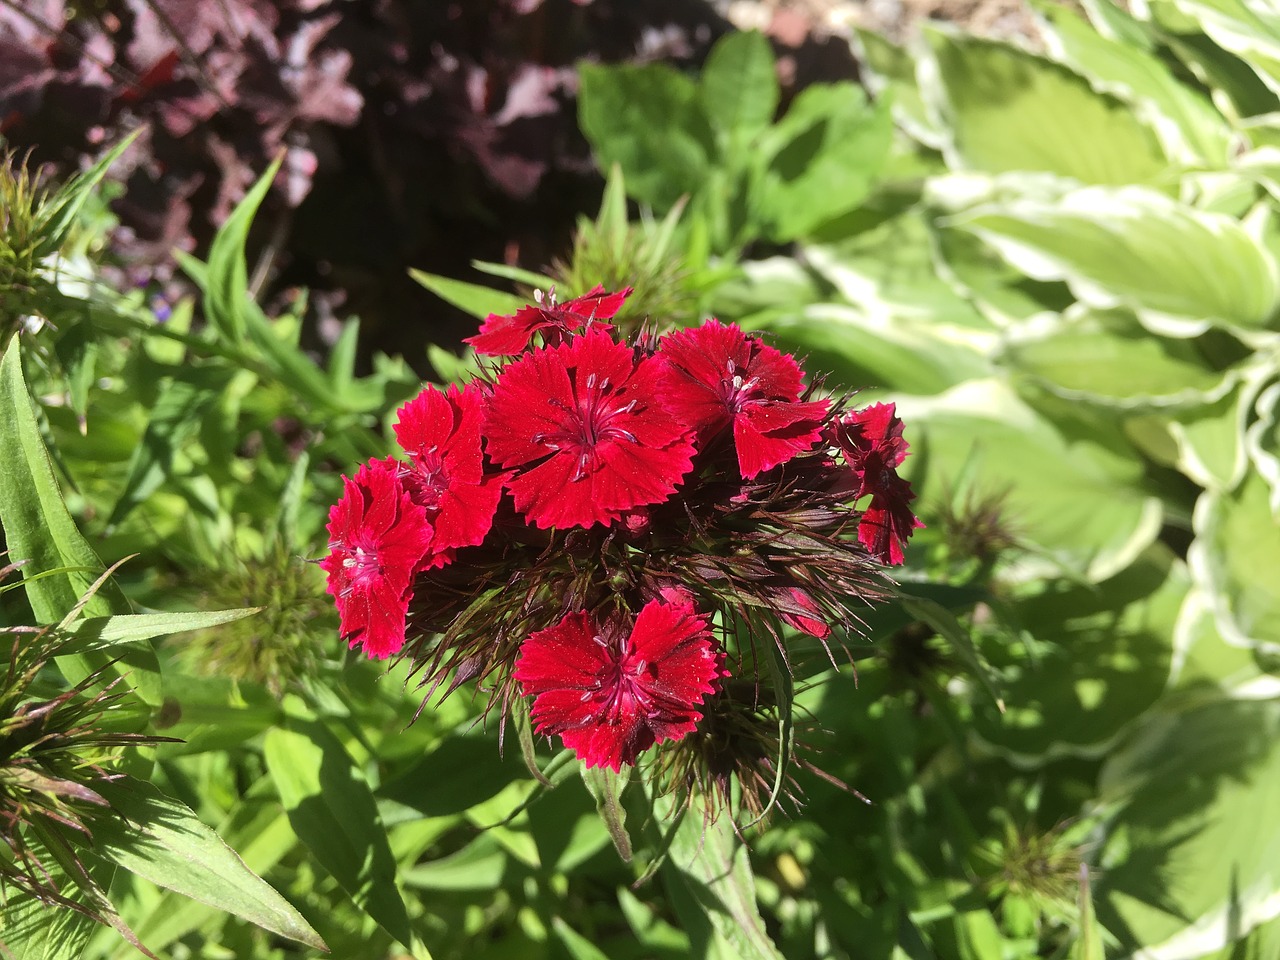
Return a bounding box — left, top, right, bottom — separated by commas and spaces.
1098, 698, 1280, 958
90, 777, 325, 951
895, 379, 1163, 582
263, 718, 414, 947
1188, 471, 1280, 655
922, 27, 1169, 184
950, 186, 1280, 330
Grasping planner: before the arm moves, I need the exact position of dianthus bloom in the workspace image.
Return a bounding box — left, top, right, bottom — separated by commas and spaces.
320, 458, 433, 659
831, 402, 924, 566
658, 320, 830, 479
483, 328, 695, 529
514, 595, 721, 771
465, 285, 632, 356
394, 382, 503, 568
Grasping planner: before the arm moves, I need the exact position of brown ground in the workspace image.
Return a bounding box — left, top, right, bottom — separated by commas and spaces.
715, 0, 1042, 45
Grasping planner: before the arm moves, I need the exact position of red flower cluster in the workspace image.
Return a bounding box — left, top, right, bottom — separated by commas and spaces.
322, 286, 921, 781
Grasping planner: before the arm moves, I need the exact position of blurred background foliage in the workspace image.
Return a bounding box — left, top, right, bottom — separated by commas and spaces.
2, 1, 1279, 959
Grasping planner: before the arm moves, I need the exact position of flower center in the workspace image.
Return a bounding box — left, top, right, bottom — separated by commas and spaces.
339, 542, 382, 593
410, 448, 450, 511
533, 373, 640, 482
718, 358, 760, 414
591, 642, 659, 724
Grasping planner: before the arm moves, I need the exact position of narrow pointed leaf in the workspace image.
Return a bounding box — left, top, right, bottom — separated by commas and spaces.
409, 269, 527, 321
90, 776, 326, 951
0, 336, 159, 703
657, 793, 785, 960
205, 157, 281, 343
263, 719, 414, 948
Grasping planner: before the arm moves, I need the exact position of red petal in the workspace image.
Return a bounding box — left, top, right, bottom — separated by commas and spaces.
733, 398, 829, 478
464, 304, 550, 356
858, 478, 924, 566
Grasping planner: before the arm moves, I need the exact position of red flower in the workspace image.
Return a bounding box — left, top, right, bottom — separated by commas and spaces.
320, 458, 434, 659
465, 285, 632, 356
658, 320, 829, 479
483, 328, 695, 529
394, 382, 503, 568
831, 402, 924, 566
514, 596, 722, 771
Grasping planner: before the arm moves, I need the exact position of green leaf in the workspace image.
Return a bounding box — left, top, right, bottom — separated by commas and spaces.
1097, 698, 1280, 957
1247, 381, 1280, 515
469, 258, 556, 291
753, 84, 893, 240
1167, 588, 1266, 696
581, 765, 632, 862
1036, 0, 1232, 165
1193, 913, 1280, 960
657, 793, 785, 960
551, 917, 614, 960
151, 674, 282, 757
0, 890, 98, 959
806, 209, 999, 335
1157, 22, 1277, 122
1189, 470, 1280, 655
32, 132, 141, 260
923, 28, 1169, 185
855, 28, 946, 147
899, 595, 1005, 714
951, 186, 1280, 330
237, 299, 349, 412
1070, 866, 1105, 960
0, 336, 129, 621
700, 30, 778, 152
263, 718, 415, 948
425, 344, 483, 386
972, 546, 1186, 762
1168, 0, 1280, 96
89, 776, 325, 951
0, 336, 160, 704
113, 800, 299, 958
378, 732, 527, 817
578, 62, 715, 211
1168, 369, 1268, 491
750, 299, 989, 396
204, 157, 281, 343
408, 268, 528, 321
903, 379, 1163, 581
60, 607, 258, 653
104, 365, 237, 530
617, 885, 692, 954
401, 834, 507, 892
1005, 307, 1233, 408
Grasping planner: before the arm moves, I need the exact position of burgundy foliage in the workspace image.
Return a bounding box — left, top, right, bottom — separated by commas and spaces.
0, 0, 738, 355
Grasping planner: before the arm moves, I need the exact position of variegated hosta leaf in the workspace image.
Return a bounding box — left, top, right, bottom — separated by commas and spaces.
1246, 380, 1280, 515
894, 379, 1163, 582
1167, 0, 1280, 97
750, 302, 991, 395
1188, 470, 1280, 656
853, 28, 947, 149
1097, 697, 1280, 960
1038, 0, 1233, 166
971, 546, 1187, 764
1167, 366, 1272, 491
949, 185, 1280, 331
920, 26, 1170, 185
1002, 306, 1236, 409
1168, 588, 1280, 698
